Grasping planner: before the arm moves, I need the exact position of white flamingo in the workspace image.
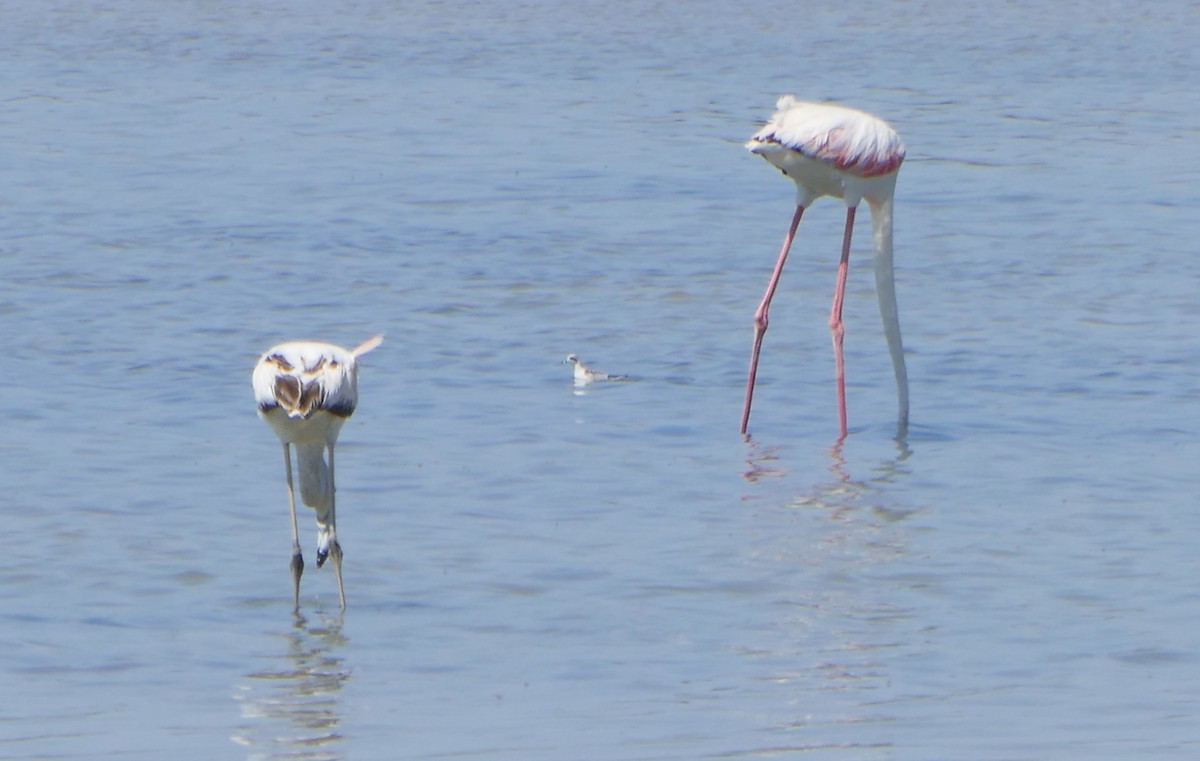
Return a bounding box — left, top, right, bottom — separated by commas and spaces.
252, 334, 383, 609
740, 96, 909, 438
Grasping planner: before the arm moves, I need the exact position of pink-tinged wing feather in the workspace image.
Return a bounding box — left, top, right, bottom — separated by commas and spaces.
751, 97, 905, 178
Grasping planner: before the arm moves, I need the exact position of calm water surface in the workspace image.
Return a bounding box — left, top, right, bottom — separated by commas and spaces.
2, 1, 1199, 759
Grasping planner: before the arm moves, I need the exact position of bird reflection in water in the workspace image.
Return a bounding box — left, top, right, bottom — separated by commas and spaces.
798, 436, 913, 521
742, 439, 787, 483
740, 434, 918, 744
232, 613, 350, 760
743, 433, 914, 520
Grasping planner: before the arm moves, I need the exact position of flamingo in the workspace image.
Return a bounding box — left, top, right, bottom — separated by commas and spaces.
740, 95, 909, 438
252, 334, 383, 610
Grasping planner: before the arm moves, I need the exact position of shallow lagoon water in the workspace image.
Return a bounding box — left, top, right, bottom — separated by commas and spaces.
2, 1, 1199, 759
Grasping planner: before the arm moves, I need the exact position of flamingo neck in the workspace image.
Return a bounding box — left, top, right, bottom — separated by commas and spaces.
867, 194, 910, 434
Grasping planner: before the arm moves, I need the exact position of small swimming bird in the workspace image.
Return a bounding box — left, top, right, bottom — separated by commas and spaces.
740, 96, 909, 438
252, 334, 383, 610
565, 354, 627, 385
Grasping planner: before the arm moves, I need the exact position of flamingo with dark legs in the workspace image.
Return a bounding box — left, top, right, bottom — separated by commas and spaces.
252, 334, 383, 610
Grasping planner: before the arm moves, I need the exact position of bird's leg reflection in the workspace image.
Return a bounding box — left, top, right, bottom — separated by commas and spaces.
743, 432, 913, 518
788, 435, 866, 519
232, 612, 350, 759
738, 431, 918, 746
742, 434, 787, 482
793, 434, 913, 519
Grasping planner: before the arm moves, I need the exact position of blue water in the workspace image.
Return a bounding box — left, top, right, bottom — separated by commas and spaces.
2, 1, 1199, 759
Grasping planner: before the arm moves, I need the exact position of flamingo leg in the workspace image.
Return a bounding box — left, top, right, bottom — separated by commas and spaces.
282, 442, 304, 610
829, 206, 857, 438
741, 204, 806, 435
326, 442, 346, 610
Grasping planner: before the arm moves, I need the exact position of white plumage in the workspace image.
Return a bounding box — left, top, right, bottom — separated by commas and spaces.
564, 353, 626, 385
748, 96, 906, 189
252, 334, 382, 609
